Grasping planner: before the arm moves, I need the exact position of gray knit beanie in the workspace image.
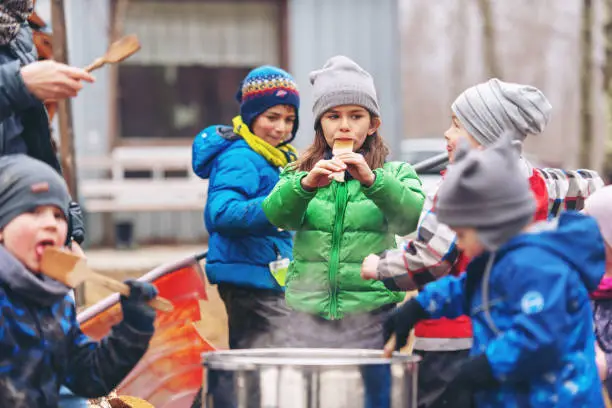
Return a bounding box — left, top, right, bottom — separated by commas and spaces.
0, 154, 70, 230
451, 78, 552, 150
436, 133, 536, 250
309, 55, 380, 124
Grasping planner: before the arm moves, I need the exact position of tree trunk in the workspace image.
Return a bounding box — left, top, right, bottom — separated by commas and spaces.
451, 0, 469, 97
476, 0, 502, 78
579, 0, 594, 169
50, 0, 78, 198
604, 0, 612, 180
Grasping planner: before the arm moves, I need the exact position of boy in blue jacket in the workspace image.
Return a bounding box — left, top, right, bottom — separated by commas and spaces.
383, 135, 606, 407
190, 66, 299, 407
0, 154, 157, 408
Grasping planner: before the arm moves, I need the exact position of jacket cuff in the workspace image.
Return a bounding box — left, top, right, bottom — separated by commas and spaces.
377, 249, 418, 291
294, 171, 318, 198
113, 320, 155, 345
9, 61, 39, 111
362, 167, 386, 195
459, 353, 498, 390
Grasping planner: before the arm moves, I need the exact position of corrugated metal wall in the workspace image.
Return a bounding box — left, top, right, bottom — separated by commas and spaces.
123, 1, 280, 66
64, 0, 402, 247
287, 0, 403, 159
64, 0, 113, 246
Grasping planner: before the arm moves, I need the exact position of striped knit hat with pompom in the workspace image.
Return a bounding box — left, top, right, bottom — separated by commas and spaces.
235, 65, 300, 141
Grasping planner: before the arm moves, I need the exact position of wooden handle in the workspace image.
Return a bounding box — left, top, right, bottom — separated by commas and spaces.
84, 58, 106, 73
88, 273, 174, 312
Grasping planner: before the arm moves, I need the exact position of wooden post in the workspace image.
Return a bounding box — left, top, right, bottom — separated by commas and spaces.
50, 0, 84, 307
50, 0, 78, 198
579, 0, 594, 168
100, 0, 130, 247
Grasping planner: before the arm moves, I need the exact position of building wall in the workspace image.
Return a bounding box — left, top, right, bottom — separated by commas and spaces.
287, 0, 403, 159
61, 0, 402, 247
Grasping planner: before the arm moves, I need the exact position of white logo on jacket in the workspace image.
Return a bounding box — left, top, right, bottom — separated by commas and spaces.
521, 291, 544, 314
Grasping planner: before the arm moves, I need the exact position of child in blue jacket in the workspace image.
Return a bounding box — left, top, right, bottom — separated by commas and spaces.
383, 135, 606, 408
191, 66, 300, 350
0, 154, 157, 408
191, 65, 299, 408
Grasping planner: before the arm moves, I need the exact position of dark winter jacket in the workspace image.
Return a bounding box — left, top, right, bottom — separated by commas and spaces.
416, 212, 606, 407
0, 23, 61, 172
0, 246, 153, 408
0, 24, 85, 244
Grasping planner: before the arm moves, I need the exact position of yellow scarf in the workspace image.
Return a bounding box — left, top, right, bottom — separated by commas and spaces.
232, 116, 297, 168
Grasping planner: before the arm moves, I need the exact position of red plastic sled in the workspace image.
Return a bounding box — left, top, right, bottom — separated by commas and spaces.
78, 252, 213, 408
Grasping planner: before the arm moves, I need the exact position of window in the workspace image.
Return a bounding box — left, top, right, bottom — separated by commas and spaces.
117, 1, 283, 142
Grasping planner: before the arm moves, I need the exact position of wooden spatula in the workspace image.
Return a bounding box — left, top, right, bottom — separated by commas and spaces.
84, 34, 141, 73
40, 247, 174, 312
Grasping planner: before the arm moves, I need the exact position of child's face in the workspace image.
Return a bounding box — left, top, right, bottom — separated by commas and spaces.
0, 205, 68, 273
251, 105, 297, 147
319, 105, 379, 150
452, 227, 486, 259
444, 115, 482, 163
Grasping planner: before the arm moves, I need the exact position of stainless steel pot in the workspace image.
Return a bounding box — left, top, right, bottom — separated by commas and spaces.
202, 348, 420, 408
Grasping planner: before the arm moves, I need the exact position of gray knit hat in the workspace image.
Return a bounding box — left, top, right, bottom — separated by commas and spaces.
309, 55, 380, 124
436, 133, 536, 250
0, 154, 70, 230
451, 78, 552, 150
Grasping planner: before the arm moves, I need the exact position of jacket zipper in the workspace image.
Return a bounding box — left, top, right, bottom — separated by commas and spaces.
329, 182, 348, 319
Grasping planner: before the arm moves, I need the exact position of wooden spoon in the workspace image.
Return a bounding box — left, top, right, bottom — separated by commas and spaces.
84, 34, 141, 73
40, 247, 174, 312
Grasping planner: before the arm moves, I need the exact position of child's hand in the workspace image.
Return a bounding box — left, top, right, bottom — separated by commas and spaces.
301, 159, 346, 191
68, 241, 86, 258
596, 342, 608, 380
120, 280, 158, 332
361, 254, 380, 280
334, 152, 375, 187
383, 299, 429, 351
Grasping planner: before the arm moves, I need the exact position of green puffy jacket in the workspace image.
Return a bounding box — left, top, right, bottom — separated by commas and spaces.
262, 161, 425, 320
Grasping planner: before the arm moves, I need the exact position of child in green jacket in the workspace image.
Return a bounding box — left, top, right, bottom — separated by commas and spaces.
263, 55, 425, 348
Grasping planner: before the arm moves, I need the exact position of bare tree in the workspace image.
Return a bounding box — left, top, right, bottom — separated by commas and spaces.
579, 0, 594, 168
451, 0, 469, 97
604, 0, 612, 178
476, 0, 502, 78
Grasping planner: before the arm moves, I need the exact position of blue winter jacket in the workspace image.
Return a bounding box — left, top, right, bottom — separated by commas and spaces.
0, 246, 153, 408
416, 212, 606, 408
192, 125, 293, 291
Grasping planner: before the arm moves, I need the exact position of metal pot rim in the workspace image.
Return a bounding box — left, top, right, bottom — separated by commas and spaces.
202, 348, 421, 370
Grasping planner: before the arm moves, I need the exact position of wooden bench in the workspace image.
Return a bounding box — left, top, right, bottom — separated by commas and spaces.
79, 146, 208, 213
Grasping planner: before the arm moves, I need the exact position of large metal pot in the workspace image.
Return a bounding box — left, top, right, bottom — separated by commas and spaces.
202, 348, 420, 408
